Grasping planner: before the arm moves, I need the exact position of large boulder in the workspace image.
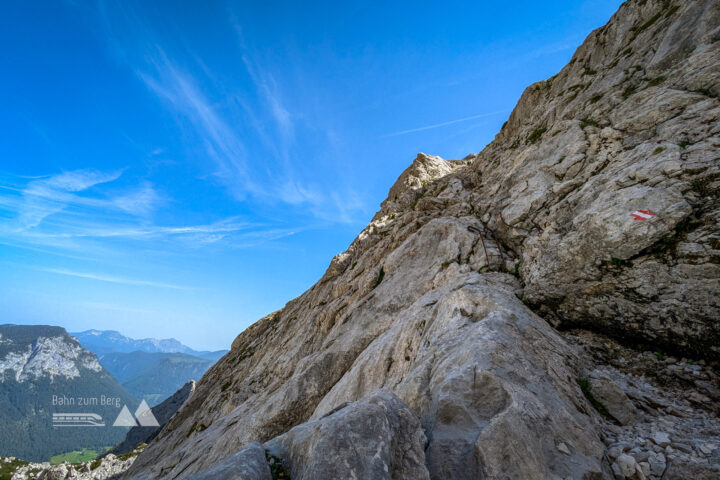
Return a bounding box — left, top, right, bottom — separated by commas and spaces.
187, 443, 271, 480
589, 371, 639, 426
264, 392, 429, 480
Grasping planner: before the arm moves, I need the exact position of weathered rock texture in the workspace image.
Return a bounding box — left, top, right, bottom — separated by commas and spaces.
567, 330, 720, 480
126, 1, 720, 479
186, 443, 271, 480
263, 392, 430, 480
474, 0, 720, 358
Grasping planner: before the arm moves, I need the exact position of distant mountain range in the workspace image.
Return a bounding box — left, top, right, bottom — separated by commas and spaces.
71, 330, 227, 361
0, 324, 136, 462
72, 330, 227, 406
98, 351, 212, 406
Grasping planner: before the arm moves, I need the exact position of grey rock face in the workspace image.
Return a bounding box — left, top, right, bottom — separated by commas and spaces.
264, 392, 429, 480
471, 0, 720, 359
186, 443, 271, 480
124, 1, 720, 479
0, 335, 102, 382
126, 217, 605, 480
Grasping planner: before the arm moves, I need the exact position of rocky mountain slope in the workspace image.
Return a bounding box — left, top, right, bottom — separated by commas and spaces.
125, 1, 720, 478
0, 325, 136, 462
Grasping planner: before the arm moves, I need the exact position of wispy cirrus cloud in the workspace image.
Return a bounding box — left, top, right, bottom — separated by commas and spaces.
1, 169, 161, 226
240, 54, 294, 145
134, 45, 336, 214
40, 267, 190, 290
93, 1, 367, 224
112, 182, 162, 216
0, 169, 301, 259
136, 50, 256, 198
136, 49, 331, 210
381, 109, 510, 138
16, 169, 125, 228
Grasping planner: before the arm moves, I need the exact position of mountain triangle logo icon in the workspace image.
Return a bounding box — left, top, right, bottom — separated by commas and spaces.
112, 400, 159, 427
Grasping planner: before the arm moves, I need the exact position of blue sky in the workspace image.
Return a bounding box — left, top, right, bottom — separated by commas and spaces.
0, 0, 622, 350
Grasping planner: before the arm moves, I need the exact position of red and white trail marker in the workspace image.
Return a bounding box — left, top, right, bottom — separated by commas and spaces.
630, 209, 655, 221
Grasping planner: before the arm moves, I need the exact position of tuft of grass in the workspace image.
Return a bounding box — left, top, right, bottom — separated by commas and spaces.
580, 117, 600, 129
654, 350, 667, 361
266, 451, 290, 479
50, 449, 101, 465
186, 422, 208, 438
629, 9, 665, 42
691, 178, 711, 197
622, 85, 637, 99
652, 146, 665, 155
0, 458, 29, 480
610, 257, 629, 267
577, 378, 611, 418
90, 459, 103, 471
643, 216, 700, 260
526, 127, 547, 144
116, 451, 137, 461
664, 5, 680, 18
694, 87, 713, 97
646, 76, 665, 87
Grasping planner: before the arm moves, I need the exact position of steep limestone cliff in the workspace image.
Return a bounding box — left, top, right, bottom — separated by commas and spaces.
126, 1, 720, 479
471, 0, 720, 359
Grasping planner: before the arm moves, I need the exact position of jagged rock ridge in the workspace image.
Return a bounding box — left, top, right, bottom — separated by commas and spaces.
126, 1, 720, 479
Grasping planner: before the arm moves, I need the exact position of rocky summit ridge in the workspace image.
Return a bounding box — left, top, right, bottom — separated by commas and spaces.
123, 1, 719, 479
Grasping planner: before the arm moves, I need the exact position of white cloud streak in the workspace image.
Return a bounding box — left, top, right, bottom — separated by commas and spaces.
381, 109, 510, 138
40, 267, 190, 290
0, 168, 302, 259
18, 169, 126, 228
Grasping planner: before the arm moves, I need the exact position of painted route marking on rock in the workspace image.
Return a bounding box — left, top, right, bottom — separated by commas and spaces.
630, 209, 655, 221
